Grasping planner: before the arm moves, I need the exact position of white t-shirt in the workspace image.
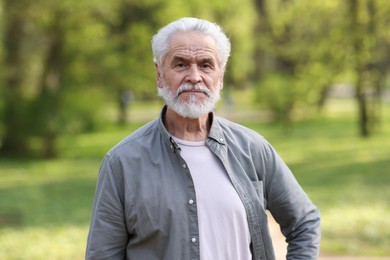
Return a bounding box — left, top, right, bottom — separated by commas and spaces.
174, 137, 252, 260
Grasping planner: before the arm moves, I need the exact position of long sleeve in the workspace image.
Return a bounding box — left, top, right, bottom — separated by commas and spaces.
265, 144, 321, 259
86, 155, 128, 260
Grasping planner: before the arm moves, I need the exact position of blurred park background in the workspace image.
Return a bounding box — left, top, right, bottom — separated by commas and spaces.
1, 0, 390, 258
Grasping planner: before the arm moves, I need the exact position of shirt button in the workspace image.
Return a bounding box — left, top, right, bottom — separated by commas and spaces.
191, 237, 197, 243
219, 138, 224, 143
182, 164, 187, 169
189, 199, 194, 205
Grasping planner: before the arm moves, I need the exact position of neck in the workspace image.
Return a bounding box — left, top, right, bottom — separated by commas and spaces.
163, 106, 211, 141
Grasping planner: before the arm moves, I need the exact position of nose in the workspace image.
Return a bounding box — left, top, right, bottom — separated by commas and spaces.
186, 64, 202, 84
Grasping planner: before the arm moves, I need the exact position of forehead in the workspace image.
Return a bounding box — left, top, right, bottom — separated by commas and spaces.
165, 31, 220, 62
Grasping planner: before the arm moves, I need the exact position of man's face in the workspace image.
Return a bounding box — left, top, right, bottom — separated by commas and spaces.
156, 31, 224, 118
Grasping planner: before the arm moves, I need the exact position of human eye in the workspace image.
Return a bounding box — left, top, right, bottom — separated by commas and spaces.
172, 61, 190, 71
171, 57, 189, 69
200, 62, 214, 71
175, 62, 186, 68
199, 58, 215, 70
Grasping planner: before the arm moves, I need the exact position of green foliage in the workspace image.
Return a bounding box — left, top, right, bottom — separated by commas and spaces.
1, 0, 390, 156
255, 72, 295, 120
0, 0, 257, 157
253, 0, 390, 131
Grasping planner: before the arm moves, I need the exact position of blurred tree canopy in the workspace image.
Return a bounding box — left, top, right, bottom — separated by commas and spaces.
253, 0, 390, 131
0, 0, 389, 157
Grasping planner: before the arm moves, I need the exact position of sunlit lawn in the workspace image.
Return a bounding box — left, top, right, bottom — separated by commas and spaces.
0, 96, 389, 258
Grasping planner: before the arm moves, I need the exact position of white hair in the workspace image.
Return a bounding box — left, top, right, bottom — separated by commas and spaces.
152, 17, 231, 70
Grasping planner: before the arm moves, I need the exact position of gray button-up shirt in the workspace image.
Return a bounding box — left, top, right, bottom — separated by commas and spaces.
86, 107, 321, 260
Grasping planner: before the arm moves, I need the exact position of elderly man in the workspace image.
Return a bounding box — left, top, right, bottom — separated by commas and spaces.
86, 17, 321, 260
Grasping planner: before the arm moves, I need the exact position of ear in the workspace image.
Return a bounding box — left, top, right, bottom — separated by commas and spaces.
155, 63, 163, 88
218, 71, 225, 90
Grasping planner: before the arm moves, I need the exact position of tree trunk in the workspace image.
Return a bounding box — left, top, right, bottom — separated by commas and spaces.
349, 0, 370, 137
252, 0, 267, 83
367, 0, 382, 131
355, 71, 369, 136
0, 1, 31, 156
36, 10, 66, 158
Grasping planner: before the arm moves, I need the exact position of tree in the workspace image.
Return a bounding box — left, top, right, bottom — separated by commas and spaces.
347, 0, 390, 136
251, 0, 390, 136
0, 0, 106, 157
0, 0, 257, 157
29, 6, 67, 158
252, 0, 343, 121
0, 0, 33, 156
92, 0, 162, 125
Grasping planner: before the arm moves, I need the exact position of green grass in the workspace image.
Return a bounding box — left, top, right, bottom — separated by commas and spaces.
0, 96, 390, 258
0, 125, 140, 260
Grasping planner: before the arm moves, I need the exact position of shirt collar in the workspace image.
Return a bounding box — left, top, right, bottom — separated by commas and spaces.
207, 113, 226, 145
157, 106, 226, 151
158, 106, 177, 152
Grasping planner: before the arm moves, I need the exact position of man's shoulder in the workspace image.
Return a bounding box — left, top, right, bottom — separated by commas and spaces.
215, 116, 264, 139
107, 118, 160, 156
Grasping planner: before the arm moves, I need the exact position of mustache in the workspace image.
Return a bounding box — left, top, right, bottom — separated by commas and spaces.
176, 83, 211, 97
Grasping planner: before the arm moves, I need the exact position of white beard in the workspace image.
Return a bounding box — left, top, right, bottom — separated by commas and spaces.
158, 83, 221, 119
